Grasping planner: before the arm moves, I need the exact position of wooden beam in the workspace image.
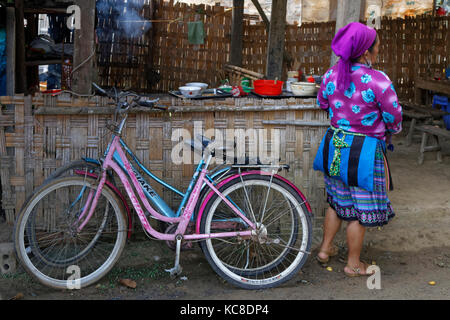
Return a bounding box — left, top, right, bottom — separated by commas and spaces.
230, 0, 244, 67
329, 0, 338, 21
72, 0, 96, 95
15, 0, 27, 94
6, 7, 16, 96
250, 0, 270, 32
330, 0, 364, 67
266, 0, 287, 80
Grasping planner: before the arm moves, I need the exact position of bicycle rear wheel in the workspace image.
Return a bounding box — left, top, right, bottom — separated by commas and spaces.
14, 176, 127, 289
199, 173, 312, 289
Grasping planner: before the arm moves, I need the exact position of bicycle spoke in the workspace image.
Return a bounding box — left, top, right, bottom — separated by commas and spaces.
201, 175, 312, 289
15, 177, 127, 289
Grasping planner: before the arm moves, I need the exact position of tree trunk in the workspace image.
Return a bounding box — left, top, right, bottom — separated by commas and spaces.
266, 0, 287, 80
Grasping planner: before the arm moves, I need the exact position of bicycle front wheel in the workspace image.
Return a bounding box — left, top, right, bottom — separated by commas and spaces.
14, 176, 127, 289
199, 173, 312, 289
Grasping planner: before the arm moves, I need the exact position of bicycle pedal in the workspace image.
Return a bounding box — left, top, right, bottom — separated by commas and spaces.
165, 265, 183, 278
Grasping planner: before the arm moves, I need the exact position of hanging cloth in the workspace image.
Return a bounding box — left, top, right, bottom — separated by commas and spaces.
187, 21, 205, 45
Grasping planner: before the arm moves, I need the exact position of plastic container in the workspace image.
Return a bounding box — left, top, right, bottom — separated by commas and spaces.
285, 77, 298, 92
253, 80, 284, 96
218, 85, 232, 93
444, 104, 450, 130
287, 71, 299, 79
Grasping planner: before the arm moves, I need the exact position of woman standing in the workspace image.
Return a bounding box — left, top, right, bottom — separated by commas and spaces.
314, 22, 402, 277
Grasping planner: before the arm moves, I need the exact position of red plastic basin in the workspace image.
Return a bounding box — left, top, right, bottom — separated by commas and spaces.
253, 80, 284, 96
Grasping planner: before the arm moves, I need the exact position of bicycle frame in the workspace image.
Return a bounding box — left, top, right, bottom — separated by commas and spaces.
76, 134, 255, 242
106, 138, 237, 221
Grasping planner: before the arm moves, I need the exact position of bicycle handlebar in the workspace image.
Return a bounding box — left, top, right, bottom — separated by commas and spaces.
92, 83, 108, 97
92, 83, 167, 111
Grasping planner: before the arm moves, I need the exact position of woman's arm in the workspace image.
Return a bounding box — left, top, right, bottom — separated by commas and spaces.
377, 84, 402, 135
317, 77, 330, 111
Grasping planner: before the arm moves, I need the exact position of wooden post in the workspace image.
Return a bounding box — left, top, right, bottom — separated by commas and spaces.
15, 0, 27, 94
6, 7, 16, 96
230, 0, 244, 67
266, 0, 287, 80
330, 0, 364, 67
72, 0, 96, 94
250, 0, 270, 32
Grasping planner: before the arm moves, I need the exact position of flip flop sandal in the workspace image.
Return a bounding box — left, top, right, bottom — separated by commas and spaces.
316, 245, 339, 264
344, 262, 373, 277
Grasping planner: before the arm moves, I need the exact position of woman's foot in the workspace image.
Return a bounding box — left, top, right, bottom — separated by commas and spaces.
344, 261, 374, 277
316, 245, 339, 264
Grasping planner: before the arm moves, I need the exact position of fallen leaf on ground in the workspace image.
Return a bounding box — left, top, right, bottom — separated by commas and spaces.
428, 281, 436, 286
9, 293, 24, 300
326, 267, 333, 272
119, 279, 137, 289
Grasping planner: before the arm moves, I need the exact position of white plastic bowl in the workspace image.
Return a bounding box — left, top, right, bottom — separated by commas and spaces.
290, 82, 318, 96
179, 86, 202, 98
185, 82, 208, 93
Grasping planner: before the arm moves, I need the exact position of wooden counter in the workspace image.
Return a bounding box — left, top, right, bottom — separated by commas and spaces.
414, 78, 450, 105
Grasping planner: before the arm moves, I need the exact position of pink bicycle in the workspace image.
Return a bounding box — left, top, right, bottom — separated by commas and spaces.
14, 85, 313, 290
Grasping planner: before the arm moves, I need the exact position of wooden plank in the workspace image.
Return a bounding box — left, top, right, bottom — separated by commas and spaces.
415, 78, 450, 96
6, 7, 16, 96
72, 0, 96, 94
15, 0, 27, 94
262, 120, 330, 127
415, 125, 450, 139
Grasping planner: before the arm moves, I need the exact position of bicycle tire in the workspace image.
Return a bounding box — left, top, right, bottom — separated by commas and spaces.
44, 160, 102, 184
199, 173, 312, 289
14, 176, 127, 289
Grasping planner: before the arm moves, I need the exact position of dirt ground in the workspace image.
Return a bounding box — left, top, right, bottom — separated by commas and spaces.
1, 130, 449, 301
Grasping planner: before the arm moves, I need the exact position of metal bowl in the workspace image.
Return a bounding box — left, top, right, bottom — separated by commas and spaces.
290, 82, 318, 96
185, 82, 208, 93
179, 86, 202, 98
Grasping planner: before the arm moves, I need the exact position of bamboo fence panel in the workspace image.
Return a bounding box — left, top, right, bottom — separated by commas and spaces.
93, 0, 449, 103
96, 0, 155, 92
240, 14, 448, 101
0, 95, 328, 244
150, 0, 234, 92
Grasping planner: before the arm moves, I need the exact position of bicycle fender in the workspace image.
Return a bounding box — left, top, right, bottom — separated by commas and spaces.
75, 170, 133, 239
81, 157, 102, 166
195, 170, 313, 234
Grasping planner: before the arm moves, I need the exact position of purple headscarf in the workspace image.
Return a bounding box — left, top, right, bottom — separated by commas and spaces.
331, 22, 377, 92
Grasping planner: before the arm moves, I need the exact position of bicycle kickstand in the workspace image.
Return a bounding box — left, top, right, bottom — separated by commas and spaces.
165, 234, 183, 278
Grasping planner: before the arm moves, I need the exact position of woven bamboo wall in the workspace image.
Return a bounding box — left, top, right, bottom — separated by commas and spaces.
94, 0, 449, 102
96, 0, 156, 92
150, 0, 234, 92
242, 21, 337, 79
241, 15, 449, 101
0, 95, 328, 243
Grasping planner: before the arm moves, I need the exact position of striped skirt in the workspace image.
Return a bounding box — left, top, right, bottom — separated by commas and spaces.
324, 143, 395, 227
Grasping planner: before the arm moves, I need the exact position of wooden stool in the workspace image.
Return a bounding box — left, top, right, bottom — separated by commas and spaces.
415, 125, 450, 164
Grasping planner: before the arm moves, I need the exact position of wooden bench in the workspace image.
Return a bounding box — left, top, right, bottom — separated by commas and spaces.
402, 110, 433, 146
415, 125, 450, 164
400, 100, 450, 146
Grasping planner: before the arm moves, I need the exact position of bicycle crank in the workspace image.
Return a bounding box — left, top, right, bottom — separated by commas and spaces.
164, 223, 195, 251
165, 234, 183, 278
